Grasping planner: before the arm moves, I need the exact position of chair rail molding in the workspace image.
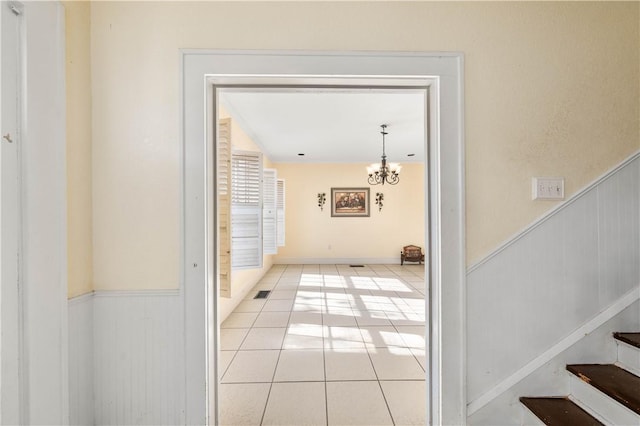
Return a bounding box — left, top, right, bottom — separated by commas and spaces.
468, 150, 640, 274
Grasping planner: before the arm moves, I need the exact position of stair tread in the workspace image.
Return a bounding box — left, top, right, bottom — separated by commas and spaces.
520, 397, 603, 426
614, 332, 640, 349
566, 364, 640, 415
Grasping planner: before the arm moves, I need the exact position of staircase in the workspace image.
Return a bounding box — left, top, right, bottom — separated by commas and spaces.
520, 332, 640, 425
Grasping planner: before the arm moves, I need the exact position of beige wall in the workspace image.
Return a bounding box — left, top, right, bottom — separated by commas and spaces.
87, 1, 639, 290
273, 163, 425, 262
64, 1, 93, 298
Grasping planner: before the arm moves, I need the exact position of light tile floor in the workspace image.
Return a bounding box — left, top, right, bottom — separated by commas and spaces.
219, 264, 426, 426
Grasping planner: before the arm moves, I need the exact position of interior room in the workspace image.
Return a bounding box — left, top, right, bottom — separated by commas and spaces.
1, 2, 638, 425
215, 89, 428, 424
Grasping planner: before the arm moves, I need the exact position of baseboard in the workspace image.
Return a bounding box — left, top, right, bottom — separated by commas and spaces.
274, 257, 401, 265
467, 286, 640, 415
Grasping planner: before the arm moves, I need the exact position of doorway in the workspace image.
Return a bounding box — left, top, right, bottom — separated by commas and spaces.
181, 50, 465, 425
215, 86, 428, 424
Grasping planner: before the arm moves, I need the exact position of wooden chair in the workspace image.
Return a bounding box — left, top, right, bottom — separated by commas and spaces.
401, 245, 424, 265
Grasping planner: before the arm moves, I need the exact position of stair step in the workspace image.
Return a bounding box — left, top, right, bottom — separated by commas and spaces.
617, 340, 640, 376
614, 332, 640, 349
566, 364, 640, 415
519, 397, 603, 426
569, 373, 640, 425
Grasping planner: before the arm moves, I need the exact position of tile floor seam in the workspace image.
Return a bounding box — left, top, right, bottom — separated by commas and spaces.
258, 381, 274, 426
219, 329, 251, 382
258, 265, 292, 426
373, 267, 405, 426
388, 323, 427, 373
321, 275, 330, 426
221, 380, 280, 385
321, 276, 336, 425
218, 350, 238, 380
377, 379, 398, 426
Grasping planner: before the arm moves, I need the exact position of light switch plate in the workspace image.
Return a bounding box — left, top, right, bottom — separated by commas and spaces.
532, 177, 564, 200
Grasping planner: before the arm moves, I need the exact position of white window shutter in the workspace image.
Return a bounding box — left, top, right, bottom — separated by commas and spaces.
231, 150, 263, 269
263, 168, 277, 255
277, 179, 285, 247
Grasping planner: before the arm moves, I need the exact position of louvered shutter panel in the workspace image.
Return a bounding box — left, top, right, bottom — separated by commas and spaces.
263, 169, 277, 255
277, 179, 285, 247
231, 150, 263, 269
218, 118, 232, 296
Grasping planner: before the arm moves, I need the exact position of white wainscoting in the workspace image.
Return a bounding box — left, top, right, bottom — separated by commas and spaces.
93, 290, 184, 426
69, 290, 185, 425
467, 154, 640, 420
69, 294, 95, 425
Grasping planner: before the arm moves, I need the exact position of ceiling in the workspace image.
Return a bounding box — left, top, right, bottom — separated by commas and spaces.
219, 89, 426, 164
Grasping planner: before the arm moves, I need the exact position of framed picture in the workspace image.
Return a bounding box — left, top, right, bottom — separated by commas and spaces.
331, 188, 370, 217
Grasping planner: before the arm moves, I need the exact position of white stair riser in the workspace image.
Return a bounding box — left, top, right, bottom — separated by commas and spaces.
617, 341, 640, 376
520, 406, 545, 426
569, 373, 640, 425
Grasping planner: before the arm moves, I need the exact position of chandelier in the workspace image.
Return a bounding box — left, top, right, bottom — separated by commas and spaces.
367, 124, 401, 185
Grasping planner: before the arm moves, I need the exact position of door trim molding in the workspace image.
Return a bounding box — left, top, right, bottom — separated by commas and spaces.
2, 2, 68, 423
181, 50, 466, 425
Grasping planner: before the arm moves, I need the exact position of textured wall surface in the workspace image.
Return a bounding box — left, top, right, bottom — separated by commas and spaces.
63, 1, 93, 298
273, 162, 425, 262
85, 2, 639, 290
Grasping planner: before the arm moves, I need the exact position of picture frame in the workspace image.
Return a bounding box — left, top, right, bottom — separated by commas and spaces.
331, 187, 370, 217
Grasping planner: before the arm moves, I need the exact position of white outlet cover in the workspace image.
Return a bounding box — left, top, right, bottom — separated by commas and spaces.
532, 177, 565, 200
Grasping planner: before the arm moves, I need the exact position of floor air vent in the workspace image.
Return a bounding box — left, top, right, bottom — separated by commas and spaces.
349, 264, 365, 267
254, 290, 271, 299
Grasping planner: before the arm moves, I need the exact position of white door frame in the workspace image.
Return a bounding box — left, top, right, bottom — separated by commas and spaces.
1, 2, 25, 423
1, 1, 68, 424
181, 50, 466, 425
